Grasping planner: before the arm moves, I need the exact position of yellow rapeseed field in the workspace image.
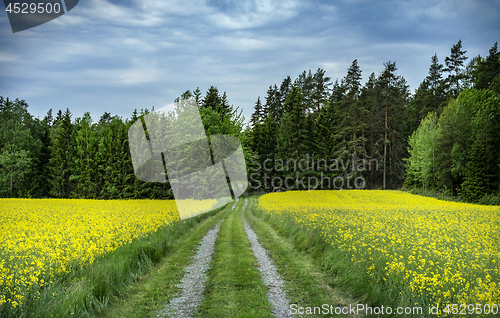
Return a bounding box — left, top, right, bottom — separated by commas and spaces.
259, 190, 500, 315
0, 198, 216, 308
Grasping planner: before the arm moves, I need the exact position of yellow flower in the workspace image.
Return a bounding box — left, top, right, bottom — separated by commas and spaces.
259, 190, 500, 307
0, 198, 216, 307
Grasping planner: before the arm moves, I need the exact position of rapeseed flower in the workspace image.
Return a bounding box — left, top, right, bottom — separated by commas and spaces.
259, 190, 500, 315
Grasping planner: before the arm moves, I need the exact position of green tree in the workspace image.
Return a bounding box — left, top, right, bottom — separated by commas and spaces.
426, 54, 448, 113
444, 39, 468, 96
264, 84, 283, 124
375, 61, 411, 189
73, 112, 98, 198
48, 108, 75, 198
460, 134, 486, 202
474, 42, 500, 90
276, 85, 310, 189
404, 112, 439, 190
0, 98, 44, 197
193, 87, 202, 106
250, 96, 262, 127
332, 60, 368, 182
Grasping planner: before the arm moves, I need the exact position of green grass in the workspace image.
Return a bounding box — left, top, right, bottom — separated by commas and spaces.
100, 203, 231, 318
244, 196, 360, 318
3, 204, 229, 318
195, 198, 274, 317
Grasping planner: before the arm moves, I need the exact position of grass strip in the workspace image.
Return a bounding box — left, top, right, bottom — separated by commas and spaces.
100, 205, 230, 318
195, 198, 275, 317
244, 196, 362, 318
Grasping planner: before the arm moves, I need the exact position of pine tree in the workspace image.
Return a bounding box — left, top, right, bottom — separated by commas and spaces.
311, 68, 331, 113
475, 42, 500, 90
253, 116, 277, 191
296, 70, 313, 112
122, 111, 141, 198
409, 79, 433, 127
193, 87, 202, 107
265, 84, 283, 123
75, 113, 97, 198
48, 108, 74, 198
202, 86, 221, 110
426, 54, 447, 113
279, 76, 292, 105
332, 60, 366, 181
376, 61, 410, 189
444, 40, 468, 96
250, 96, 262, 127
461, 134, 486, 202
276, 85, 310, 189
378, 62, 397, 189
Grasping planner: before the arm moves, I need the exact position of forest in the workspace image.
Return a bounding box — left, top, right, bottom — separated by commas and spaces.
1, 40, 499, 203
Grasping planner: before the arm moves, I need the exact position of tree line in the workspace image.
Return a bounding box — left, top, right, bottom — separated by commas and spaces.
404, 42, 500, 202
1, 40, 499, 202
0, 87, 245, 199
247, 40, 499, 200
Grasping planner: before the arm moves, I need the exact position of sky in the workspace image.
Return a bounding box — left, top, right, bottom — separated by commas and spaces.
1, 0, 499, 124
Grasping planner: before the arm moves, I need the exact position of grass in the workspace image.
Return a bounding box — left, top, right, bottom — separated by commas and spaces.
195, 198, 274, 317
3, 204, 228, 318
102, 196, 363, 318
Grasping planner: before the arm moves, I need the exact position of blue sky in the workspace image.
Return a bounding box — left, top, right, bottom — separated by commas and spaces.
1, 0, 499, 123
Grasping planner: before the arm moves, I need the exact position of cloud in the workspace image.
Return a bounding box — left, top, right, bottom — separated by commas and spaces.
207, 0, 301, 29
0, 0, 498, 122
0, 52, 18, 62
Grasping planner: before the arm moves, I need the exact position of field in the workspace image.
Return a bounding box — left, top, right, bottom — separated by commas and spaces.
0, 198, 216, 310
1, 191, 499, 317
258, 190, 500, 315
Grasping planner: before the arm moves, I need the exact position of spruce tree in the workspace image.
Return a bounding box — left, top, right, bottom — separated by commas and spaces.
276, 85, 310, 189
202, 86, 221, 110
475, 42, 500, 90
48, 108, 74, 198
193, 87, 202, 107
250, 96, 262, 127
445, 40, 468, 96
426, 54, 446, 113
461, 134, 486, 202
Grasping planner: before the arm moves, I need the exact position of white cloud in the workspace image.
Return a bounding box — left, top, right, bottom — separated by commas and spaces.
67, 58, 164, 85
208, 0, 301, 29
0, 52, 18, 62
213, 35, 274, 50
133, 0, 212, 16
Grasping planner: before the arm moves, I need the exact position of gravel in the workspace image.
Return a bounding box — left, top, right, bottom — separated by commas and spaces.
157, 197, 291, 318
242, 199, 292, 318
157, 222, 222, 318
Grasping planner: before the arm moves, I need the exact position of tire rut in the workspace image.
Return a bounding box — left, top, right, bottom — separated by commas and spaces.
242, 198, 292, 318
156, 221, 222, 318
